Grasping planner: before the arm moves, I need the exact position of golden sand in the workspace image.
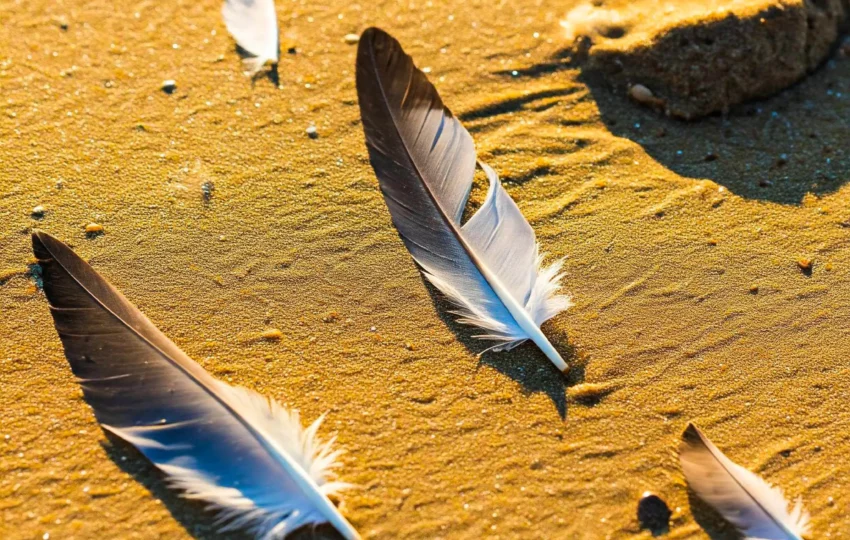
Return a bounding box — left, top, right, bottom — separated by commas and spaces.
1, 0, 849, 538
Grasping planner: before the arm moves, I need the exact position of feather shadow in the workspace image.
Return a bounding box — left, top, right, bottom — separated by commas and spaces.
418, 274, 580, 419
235, 44, 280, 86
686, 488, 740, 540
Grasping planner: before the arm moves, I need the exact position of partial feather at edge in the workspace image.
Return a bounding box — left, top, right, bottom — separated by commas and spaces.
106, 382, 352, 540
679, 423, 811, 540
161, 464, 319, 540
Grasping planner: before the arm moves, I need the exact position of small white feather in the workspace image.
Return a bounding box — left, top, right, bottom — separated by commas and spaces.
679, 423, 811, 540
222, 0, 279, 75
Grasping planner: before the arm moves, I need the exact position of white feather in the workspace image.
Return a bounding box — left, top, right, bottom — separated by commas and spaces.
222, 0, 279, 75
356, 29, 572, 371
679, 423, 811, 540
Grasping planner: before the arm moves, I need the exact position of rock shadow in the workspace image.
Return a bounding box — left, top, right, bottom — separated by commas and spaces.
577, 54, 850, 205
494, 44, 850, 205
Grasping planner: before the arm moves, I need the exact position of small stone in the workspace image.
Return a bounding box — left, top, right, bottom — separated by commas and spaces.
85, 223, 104, 235
161, 79, 177, 94
287, 46, 297, 55
628, 84, 664, 108
201, 181, 214, 201
261, 328, 283, 341
759, 179, 774, 187
797, 258, 813, 273
31, 205, 45, 218
323, 311, 341, 323
704, 152, 717, 162
306, 126, 318, 139
404, 342, 415, 351
637, 492, 671, 534
749, 284, 759, 294
629, 84, 653, 102
344, 33, 360, 45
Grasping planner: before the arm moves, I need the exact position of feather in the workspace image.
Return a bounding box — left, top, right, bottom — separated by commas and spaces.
222, 0, 279, 76
355, 27, 572, 371
679, 423, 810, 540
32, 231, 359, 540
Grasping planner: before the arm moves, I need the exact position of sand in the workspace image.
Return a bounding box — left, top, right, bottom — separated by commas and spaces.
1, 0, 849, 538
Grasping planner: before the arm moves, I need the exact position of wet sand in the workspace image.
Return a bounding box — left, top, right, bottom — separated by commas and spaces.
1, 0, 849, 538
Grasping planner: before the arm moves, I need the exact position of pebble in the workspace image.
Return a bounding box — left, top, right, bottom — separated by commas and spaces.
628, 84, 664, 108
637, 492, 671, 534
306, 125, 318, 139
261, 328, 283, 341
749, 284, 759, 294
344, 33, 360, 45
31, 205, 45, 218
797, 258, 813, 272
201, 181, 214, 201
161, 79, 177, 94
85, 223, 104, 235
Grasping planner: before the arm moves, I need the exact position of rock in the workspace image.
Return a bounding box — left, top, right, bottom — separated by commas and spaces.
637, 492, 671, 534
344, 33, 360, 45
306, 125, 318, 139
85, 223, 104, 236
161, 79, 177, 94
569, 0, 850, 119
31, 205, 45, 218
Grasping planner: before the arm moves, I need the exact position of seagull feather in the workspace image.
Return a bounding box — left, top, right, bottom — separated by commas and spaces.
355, 27, 572, 371
679, 423, 810, 540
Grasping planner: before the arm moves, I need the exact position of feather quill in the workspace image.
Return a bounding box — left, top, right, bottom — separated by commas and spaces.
679, 423, 810, 540
355, 27, 572, 371
222, 0, 279, 76
32, 231, 359, 540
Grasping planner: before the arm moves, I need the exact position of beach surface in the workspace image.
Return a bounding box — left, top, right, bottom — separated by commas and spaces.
1, 0, 849, 538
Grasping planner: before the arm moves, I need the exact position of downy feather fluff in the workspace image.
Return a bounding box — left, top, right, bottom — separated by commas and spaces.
679, 423, 810, 540
222, 0, 279, 75
355, 27, 572, 371
32, 231, 359, 540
